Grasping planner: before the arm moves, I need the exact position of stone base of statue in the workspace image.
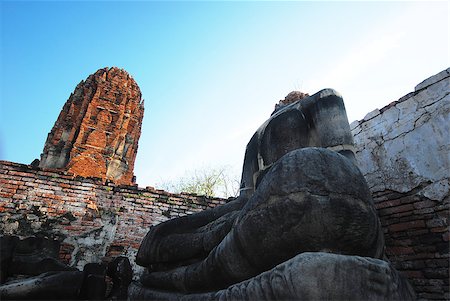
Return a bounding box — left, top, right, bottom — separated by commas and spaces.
129, 252, 415, 300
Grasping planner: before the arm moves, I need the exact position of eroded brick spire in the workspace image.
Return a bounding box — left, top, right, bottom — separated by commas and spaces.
39, 67, 144, 185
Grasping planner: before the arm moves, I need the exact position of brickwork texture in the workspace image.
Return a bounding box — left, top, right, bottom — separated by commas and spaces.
0, 161, 226, 271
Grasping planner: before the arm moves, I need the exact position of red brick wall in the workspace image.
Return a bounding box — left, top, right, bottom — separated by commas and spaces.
374, 190, 449, 300
0, 160, 226, 270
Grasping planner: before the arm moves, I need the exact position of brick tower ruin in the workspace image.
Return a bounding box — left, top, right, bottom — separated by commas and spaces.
39, 67, 144, 185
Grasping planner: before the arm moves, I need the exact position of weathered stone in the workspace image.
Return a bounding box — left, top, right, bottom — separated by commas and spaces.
415, 67, 450, 91
240, 88, 356, 199
0, 236, 19, 283
14, 236, 60, 260
30, 159, 40, 167
39, 67, 144, 185
80, 262, 107, 300
0, 271, 83, 300
7, 236, 75, 277
352, 70, 449, 196
363, 108, 381, 121
107, 256, 132, 300
138, 148, 383, 293
136, 197, 244, 268
129, 252, 415, 301
10, 257, 77, 277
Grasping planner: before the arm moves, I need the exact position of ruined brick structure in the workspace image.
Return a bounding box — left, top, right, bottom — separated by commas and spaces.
0, 160, 226, 273
273, 91, 309, 112
39, 67, 144, 185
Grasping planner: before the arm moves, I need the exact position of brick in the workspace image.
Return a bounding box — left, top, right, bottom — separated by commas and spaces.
414, 200, 437, 210
399, 196, 422, 205
435, 242, 449, 253
426, 217, 448, 228
6, 180, 24, 185
419, 286, 444, 293
418, 292, 448, 300
397, 260, 426, 270
0, 183, 19, 190
386, 246, 415, 255
8, 171, 33, 177
389, 220, 426, 232
425, 259, 449, 268
12, 194, 27, 200
403, 253, 436, 260
391, 203, 416, 214
19, 175, 37, 182
406, 229, 430, 236
414, 233, 442, 245
390, 210, 414, 219
413, 207, 435, 215
403, 270, 424, 278
423, 268, 449, 279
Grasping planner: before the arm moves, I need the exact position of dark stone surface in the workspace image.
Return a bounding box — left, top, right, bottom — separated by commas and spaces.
107, 256, 133, 300
1, 236, 75, 279
0, 236, 19, 283
136, 196, 246, 267
12, 237, 74, 276
138, 148, 384, 293
10, 257, 77, 277
30, 159, 40, 167
129, 252, 415, 301
0, 255, 135, 300
80, 263, 107, 300
239, 89, 356, 199
0, 271, 83, 300
0, 236, 82, 300
13, 236, 60, 261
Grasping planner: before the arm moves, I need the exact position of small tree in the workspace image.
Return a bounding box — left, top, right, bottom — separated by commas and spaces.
159, 166, 240, 198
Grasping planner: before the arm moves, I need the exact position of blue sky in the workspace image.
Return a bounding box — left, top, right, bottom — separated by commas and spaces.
1, 1, 449, 190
